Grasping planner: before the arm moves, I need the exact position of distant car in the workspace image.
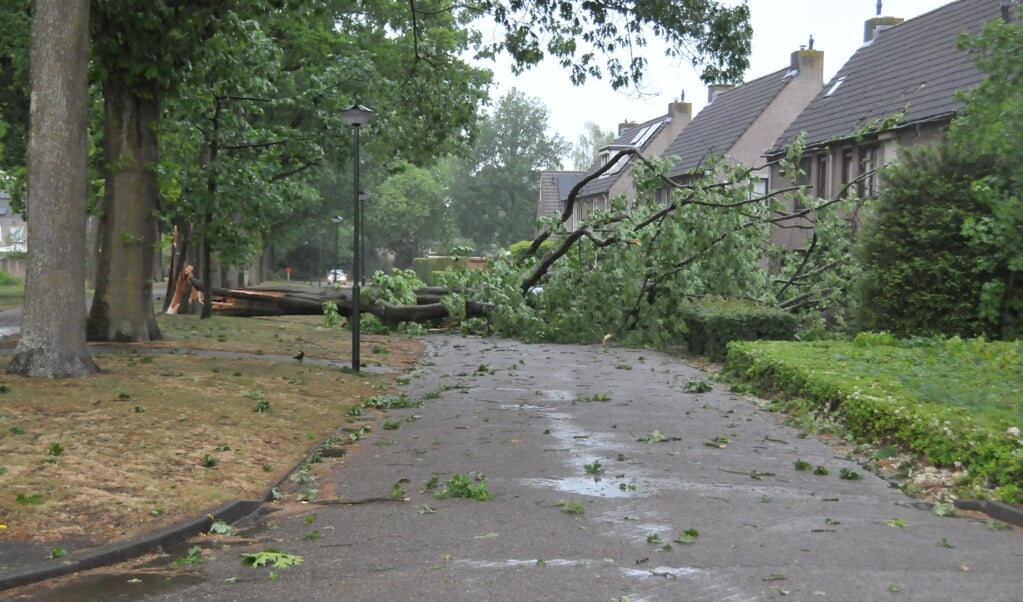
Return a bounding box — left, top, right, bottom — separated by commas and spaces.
327, 268, 348, 285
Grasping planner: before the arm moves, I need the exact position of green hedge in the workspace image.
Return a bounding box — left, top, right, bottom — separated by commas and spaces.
682, 299, 796, 361
412, 256, 468, 286
724, 337, 1023, 503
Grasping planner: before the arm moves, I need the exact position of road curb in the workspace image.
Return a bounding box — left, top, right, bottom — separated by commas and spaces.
955, 498, 1023, 528
0, 498, 261, 592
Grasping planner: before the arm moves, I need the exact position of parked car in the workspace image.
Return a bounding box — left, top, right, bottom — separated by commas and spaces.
327, 268, 348, 285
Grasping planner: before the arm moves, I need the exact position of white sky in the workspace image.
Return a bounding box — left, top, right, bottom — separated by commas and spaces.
481, 0, 950, 158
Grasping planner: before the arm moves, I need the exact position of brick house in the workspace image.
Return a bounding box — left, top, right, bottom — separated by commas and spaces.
765, 0, 1004, 252
661, 46, 825, 199
568, 101, 694, 230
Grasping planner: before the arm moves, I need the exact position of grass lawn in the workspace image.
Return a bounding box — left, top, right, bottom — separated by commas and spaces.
0, 313, 423, 544
726, 335, 1023, 503
0, 283, 24, 311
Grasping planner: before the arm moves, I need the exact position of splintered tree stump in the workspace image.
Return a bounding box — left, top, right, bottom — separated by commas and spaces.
166, 264, 206, 315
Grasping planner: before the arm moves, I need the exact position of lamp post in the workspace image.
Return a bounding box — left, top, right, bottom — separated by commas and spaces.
341, 103, 374, 371
330, 215, 343, 281
358, 191, 369, 286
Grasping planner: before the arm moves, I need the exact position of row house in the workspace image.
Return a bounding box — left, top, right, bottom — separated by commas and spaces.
663, 47, 824, 196
536, 0, 1009, 256
766, 0, 1003, 252
567, 101, 693, 231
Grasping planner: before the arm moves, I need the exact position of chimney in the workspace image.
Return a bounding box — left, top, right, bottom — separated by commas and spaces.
864, 16, 904, 42
707, 84, 735, 103
668, 100, 692, 123
789, 47, 824, 81
618, 120, 638, 135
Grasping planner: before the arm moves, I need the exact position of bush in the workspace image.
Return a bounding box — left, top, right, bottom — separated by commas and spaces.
411, 256, 466, 286
724, 337, 1023, 502
0, 270, 22, 286
855, 144, 1002, 338
682, 299, 796, 361
507, 239, 557, 263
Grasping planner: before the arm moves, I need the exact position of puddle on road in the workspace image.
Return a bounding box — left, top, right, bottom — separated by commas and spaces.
454, 558, 604, 570
16, 571, 204, 601
520, 476, 644, 498
541, 389, 574, 401
498, 403, 551, 411
622, 565, 702, 579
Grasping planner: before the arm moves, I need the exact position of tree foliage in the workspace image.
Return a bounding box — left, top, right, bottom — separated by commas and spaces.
447, 89, 569, 250
473, 0, 752, 87
945, 19, 1023, 338
855, 145, 997, 338
442, 147, 859, 346
368, 162, 455, 268
570, 121, 616, 171
0, 0, 29, 204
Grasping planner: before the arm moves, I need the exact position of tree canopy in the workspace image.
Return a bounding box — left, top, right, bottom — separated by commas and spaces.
447, 89, 570, 251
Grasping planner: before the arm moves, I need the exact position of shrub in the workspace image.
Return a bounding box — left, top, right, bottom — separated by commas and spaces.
0, 270, 22, 286
682, 299, 796, 361
855, 144, 1003, 338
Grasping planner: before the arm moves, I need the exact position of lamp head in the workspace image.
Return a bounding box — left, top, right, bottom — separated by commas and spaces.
341, 103, 375, 127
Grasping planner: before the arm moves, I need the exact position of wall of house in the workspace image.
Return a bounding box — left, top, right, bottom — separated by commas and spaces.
0, 257, 25, 280
606, 101, 693, 203
768, 119, 951, 258
735, 49, 824, 180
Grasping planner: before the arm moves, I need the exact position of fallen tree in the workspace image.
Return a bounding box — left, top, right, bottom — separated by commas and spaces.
168, 141, 862, 346
209, 286, 494, 322
165, 266, 492, 322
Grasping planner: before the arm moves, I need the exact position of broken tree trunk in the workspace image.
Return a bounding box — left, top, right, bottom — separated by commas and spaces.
197, 285, 493, 323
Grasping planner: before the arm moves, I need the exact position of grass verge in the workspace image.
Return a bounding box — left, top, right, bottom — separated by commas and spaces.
724, 334, 1023, 503
0, 314, 423, 544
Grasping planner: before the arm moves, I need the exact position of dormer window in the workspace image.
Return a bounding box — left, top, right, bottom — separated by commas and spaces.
825, 76, 846, 97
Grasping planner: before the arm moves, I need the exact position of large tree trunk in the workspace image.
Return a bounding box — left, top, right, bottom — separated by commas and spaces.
6, 0, 98, 376
86, 79, 162, 342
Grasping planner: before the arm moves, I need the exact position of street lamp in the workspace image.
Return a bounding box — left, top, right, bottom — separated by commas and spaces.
341, 102, 374, 371
358, 191, 370, 286
330, 215, 343, 282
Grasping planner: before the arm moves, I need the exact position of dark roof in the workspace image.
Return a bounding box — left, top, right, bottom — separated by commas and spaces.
770, 0, 1000, 153
665, 67, 795, 178
576, 114, 669, 198
537, 171, 583, 218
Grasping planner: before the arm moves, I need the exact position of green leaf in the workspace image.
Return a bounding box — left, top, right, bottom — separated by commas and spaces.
241, 548, 304, 569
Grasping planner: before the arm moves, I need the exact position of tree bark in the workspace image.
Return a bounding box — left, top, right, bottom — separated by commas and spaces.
201, 286, 493, 322
86, 78, 162, 342
6, 0, 98, 377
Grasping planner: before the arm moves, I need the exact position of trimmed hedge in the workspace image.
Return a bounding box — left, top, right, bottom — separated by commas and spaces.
412, 256, 466, 286
724, 337, 1023, 503
682, 299, 796, 361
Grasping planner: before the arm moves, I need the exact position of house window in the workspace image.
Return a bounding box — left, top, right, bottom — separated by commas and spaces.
749, 176, 768, 200
655, 186, 672, 206
815, 154, 828, 199
841, 148, 854, 198
793, 157, 811, 210
858, 144, 879, 198
796, 157, 812, 188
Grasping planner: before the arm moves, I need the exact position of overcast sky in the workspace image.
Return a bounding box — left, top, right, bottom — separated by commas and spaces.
480, 0, 951, 158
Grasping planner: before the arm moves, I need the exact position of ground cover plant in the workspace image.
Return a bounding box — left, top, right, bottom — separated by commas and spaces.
725, 334, 1023, 503
0, 314, 422, 543
0, 270, 24, 310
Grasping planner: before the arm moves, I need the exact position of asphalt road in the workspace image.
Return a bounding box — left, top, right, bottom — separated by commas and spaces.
6, 335, 1023, 601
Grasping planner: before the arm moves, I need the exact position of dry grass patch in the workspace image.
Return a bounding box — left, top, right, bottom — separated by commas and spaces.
0, 314, 423, 544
